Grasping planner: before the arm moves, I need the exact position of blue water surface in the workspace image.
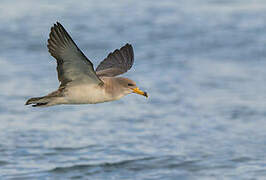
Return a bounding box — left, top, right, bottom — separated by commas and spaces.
0, 0, 266, 179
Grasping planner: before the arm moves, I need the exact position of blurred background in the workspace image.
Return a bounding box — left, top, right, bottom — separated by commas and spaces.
1, 0, 266, 179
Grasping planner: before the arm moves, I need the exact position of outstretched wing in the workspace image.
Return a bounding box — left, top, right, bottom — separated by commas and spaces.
47, 22, 102, 86
96, 43, 134, 77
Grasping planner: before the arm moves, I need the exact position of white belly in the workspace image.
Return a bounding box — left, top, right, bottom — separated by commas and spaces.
64, 84, 112, 104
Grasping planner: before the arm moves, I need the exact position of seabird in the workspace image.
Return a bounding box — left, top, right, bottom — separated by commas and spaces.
25, 22, 148, 107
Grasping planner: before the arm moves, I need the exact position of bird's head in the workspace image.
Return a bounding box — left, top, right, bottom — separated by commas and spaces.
117, 77, 148, 98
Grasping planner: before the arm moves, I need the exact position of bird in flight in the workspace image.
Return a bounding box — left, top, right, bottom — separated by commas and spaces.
25, 22, 148, 107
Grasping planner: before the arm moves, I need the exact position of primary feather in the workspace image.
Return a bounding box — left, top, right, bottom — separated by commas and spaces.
96, 44, 134, 77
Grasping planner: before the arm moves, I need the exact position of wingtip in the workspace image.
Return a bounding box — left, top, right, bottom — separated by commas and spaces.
120, 43, 133, 51
125, 43, 132, 47
56, 22, 65, 30
50, 22, 62, 29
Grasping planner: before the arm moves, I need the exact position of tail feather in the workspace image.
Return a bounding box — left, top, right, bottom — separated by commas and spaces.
25, 96, 50, 107
26, 88, 65, 107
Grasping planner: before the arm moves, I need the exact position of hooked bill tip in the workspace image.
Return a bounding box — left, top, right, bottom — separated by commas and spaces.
144, 92, 148, 98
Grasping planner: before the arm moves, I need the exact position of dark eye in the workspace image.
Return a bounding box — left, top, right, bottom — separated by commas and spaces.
128, 83, 134, 86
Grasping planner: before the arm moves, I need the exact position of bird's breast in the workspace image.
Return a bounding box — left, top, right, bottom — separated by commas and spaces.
64, 84, 113, 104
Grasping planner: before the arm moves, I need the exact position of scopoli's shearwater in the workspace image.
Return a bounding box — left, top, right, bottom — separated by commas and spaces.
26, 22, 147, 107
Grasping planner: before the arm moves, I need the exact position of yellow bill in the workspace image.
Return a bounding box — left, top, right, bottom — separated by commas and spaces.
132, 87, 148, 98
